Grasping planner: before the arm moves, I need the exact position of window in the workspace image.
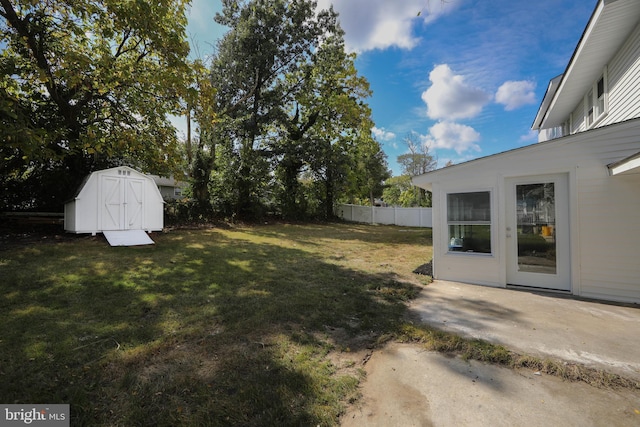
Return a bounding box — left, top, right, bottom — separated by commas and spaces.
549, 120, 570, 139
596, 76, 605, 116
584, 68, 608, 128
447, 191, 492, 254
586, 88, 594, 126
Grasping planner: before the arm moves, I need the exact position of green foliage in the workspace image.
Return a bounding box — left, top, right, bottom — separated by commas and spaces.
397, 153, 437, 177
383, 175, 432, 207
380, 133, 437, 208
516, 232, 555, 256
397, 132, 437, 177
0, 0, 192, 211
193, 0, 387, 220
204, 0, 328, 218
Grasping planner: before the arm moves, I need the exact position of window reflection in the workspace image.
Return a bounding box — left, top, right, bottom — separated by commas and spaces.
447, 192, 491, 254
516, 183, 556, 274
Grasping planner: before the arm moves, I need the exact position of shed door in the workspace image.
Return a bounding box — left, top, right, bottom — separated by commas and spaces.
126, 179, 144, 230
101, 176, 145, 230
506, 174, 570, 291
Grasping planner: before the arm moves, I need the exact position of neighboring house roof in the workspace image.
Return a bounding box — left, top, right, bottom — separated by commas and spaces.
533, 0, 640, 130
150, 175, 187, 188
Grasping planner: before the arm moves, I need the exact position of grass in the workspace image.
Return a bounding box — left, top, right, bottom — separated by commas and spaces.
0, 222, 432, 426
397, 323, 640, 391
3, 222, 636, 426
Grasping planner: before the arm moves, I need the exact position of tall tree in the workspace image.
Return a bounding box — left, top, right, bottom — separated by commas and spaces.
183, 59, 218, 215
0, 0, 191, 210
302, 31, 384, 217
202, 0, 386, 220
272, 23, 353, 219
393, 132, 437, 207
210, 0, 337, 218
397, 132, 437, 177
355, 134, 391, 206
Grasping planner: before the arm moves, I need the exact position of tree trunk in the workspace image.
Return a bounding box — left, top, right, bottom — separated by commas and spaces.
281, 153, 303, 220
324, 166, 335, 220
186, 109, 192, 171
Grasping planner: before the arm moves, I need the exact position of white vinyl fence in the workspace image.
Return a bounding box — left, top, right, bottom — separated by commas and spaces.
336, 204, 432, 228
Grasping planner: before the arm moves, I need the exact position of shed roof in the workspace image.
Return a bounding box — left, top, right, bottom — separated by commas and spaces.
69, 166, 156, 200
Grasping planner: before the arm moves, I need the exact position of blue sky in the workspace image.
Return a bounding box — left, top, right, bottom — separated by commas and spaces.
180, 0, 596, 176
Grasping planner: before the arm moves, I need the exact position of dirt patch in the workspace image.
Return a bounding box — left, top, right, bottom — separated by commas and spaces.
0, 222, 93, 251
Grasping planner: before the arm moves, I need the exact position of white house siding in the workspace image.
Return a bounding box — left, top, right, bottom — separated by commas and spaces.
578, 172, 640, 301
601, 22, 640, 126
158, 186, 175, 200
566, 22, 640, 134
429, 178, 504, 287
570, 98, 586, 134
574, 131, 640, 302
415, 118, 640, 304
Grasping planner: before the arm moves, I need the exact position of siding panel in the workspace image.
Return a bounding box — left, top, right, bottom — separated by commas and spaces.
564, 22, 640, 133
600, 22, 640, 126
416, 118, 640, 303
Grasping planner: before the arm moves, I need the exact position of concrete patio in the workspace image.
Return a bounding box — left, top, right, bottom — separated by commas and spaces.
342, 280, 640, 427
410, 280, 640, 381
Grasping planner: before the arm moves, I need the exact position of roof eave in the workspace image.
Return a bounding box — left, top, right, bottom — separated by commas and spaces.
607, 151, 640, 175
532, 75, 563, 130
536, 0, 640, 130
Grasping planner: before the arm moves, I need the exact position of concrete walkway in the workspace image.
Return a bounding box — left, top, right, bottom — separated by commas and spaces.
341, 281, 640, 427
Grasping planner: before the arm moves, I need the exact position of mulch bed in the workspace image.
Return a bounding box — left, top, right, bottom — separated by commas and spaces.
413, 260, 433, 276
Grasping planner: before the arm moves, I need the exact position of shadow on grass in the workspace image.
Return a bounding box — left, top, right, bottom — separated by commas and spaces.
0, 226, 422, 426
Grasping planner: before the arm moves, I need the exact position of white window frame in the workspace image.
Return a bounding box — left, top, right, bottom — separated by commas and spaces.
584, 66, 608, 129
446, 191, 493, 255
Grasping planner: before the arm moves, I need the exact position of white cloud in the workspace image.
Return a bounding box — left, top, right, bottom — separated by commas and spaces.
422, 121, 481, 154
372, 126, 396, 141
421, 64, 491, 120
520, 129, 538, 143
495, 80, 537, 111
316, 0, 459, 52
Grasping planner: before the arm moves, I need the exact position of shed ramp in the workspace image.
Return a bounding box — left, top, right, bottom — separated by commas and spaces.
103, 230, 155, 246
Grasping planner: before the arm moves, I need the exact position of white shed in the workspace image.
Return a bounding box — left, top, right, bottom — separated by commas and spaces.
64, 166, 164, 235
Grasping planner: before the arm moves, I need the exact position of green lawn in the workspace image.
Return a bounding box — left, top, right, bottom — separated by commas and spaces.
0, 223, 433, 426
